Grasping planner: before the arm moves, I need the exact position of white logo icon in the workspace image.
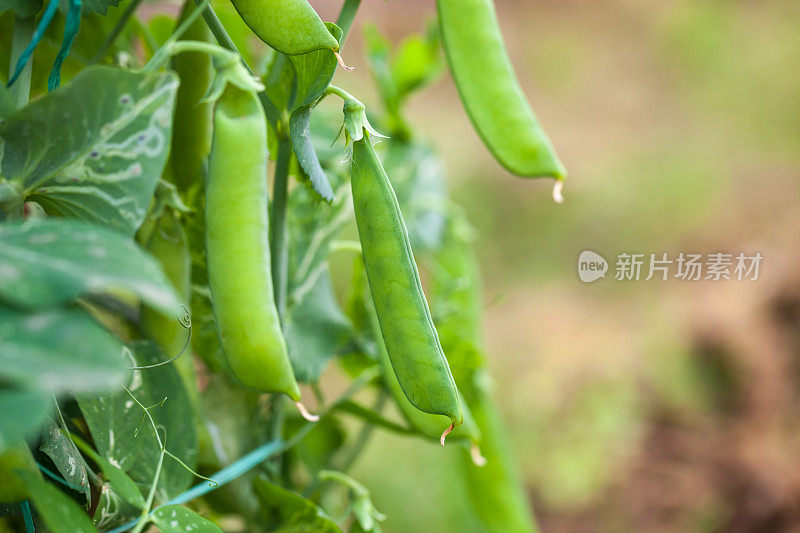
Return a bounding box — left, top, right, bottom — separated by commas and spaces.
578, 250, 608, 283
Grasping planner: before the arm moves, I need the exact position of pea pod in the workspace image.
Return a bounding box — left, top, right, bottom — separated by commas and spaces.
205, 85, 301, 402
350, 135, 463, 434
369, 299, 482, 450
229, 0, 340, 55
138, 211, 196, 397
437, 0, 566, 179
169, 0, 214, 192
460, 387, 539, 533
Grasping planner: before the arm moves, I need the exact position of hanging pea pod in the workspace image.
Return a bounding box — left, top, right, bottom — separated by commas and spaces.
169, 0, 215, 193
350, 128, 463, 436
437, 0, 566, 180
366, 290, 482, 452
430, 215, 539, 531
205, 85, 302, 404
229, 0, 341, 56
138, 211, 197, 401
460, 386, 540, 533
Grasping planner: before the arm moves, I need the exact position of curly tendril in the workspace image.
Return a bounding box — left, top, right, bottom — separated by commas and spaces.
131, 305, 192, 370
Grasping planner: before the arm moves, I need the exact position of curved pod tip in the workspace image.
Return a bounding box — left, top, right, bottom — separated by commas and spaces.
440, 423, 455, 446
295, 401, 319, 422
334, 52, 355, 72
552, 180, 564, 204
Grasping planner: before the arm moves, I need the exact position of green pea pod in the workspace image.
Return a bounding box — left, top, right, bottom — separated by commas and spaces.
350, 135, 463, 433
205, 85, 301, 402
460, 387, 539, 533
170, 0, 214, 192
437, 0, 566, 180
229, 0, 340, 55
138, 211, 196, 398
370, 302, 482, 449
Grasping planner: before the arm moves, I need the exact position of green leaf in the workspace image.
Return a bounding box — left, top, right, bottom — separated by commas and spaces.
0, 66, 178, 235
253, 475, 342, 533
380, 142, 448, 251
16, 470, 96, 532
287, 178, 352, 298
78, 340, 198, 500
391, 27, 443, 100
363, 24, 395, 106
0, 219, 180, 314
285, 180, 353, 382
199, 375, 259, 465
0, 303, 128, 394
39, 418, 90, 501
81, 0, 121, 15
286, 416, 345, 473
151, 505, 222, 533
290, 105, 334, 202
0, 444, 38, 502
289, 23, 342, 110
72, 434, 145, 509
0, 84, 14, 121
285, 268, 350, 383
262, 53, 295, 119
0, 388, 49, 451
0, 0, 42, 17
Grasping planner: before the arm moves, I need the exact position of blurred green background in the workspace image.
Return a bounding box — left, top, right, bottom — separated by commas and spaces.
313, 0, 800, 531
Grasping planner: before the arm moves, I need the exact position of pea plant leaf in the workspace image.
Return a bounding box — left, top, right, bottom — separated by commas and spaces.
81, 0, 122, 15
78, 340, 198, 500
16, 470, 96, 533
289, 23, 342, 110
73, 434, 146, 509
286, 416, 345, 474
0, 66, 178, 235
285, 179, 353, 381
0, 84, 14, 122
0, 0, 42, 17
0, 303, 128, 393
389, 23, 443, 100
290, 105, 335, 202
285, 269, 350, 383
151, 505, 222, 533
380, 142, 448, 252
0, 387, 50, 451
0, 218, 180, 314
39, 418, 91, 501
253, 474, 342, 533
287, 178, 352, 297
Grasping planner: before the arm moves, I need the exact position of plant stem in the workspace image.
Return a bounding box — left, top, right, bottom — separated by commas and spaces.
108, 368, 380, 533
336, 0, 362, 44
9, 14, 34, 109
267, 140, 291, 475
193, 0, 236, 52
270, 141, 291, 324
338, 392, 386, 473
325, 84, 355, 102
91, 0, 145, 64
192, 0, 281, 130
132, 449, 165, 533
